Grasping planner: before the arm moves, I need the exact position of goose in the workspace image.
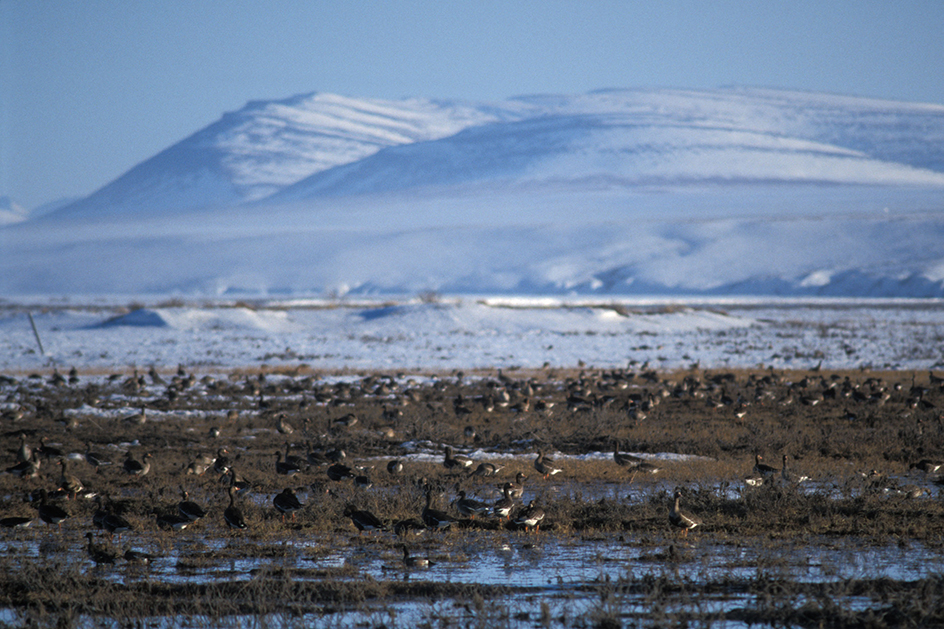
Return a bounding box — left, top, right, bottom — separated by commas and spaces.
669, 489, 701, 537
325, 448, 347, 463
400, 545, 430, 568
443, 446, 474, 470
85, 532, 117, 565
910, 459, 944, 474
156, 513, 191, 531
455, 490, 490, 519
534, 451, 562, 479
16, 433, 31, 463
273, 488, 304, 522
0, 516, 34, 529
37, 489, 69, 531
6, 453, 41, 479
57, 459, 84, 499
276, 414, 294, 435
274, 451, 301, 476
326, 463, 356, 481
123, 452, 152, 477
222, 468, 253, 495
753, 454, 779, 478
122, 407, 147, 426
344, 505, 386, 534
177, 488, 208, 521
781, 454, 809, 484
100, 510, 133, 540
492, 485, 516, 520
282, 444, 305, 470
501, 472, 527, 500
37, 437, 64, 460
123, 548, 156, 565
212, 448, 231, 474
468, 462, 503, 478
613, 441, 643, 467
393, 517, 427, 538
422, 489, 457, 530
84, 443, 112, 472
513, 501, 545, 532
628, 461, 663, 478
223, 486, 247, 530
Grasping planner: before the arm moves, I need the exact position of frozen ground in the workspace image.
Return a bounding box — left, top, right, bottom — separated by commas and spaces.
2, 295, 942, 373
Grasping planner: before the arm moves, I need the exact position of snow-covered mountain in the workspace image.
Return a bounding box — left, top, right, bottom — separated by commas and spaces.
48, 92, 529, 218
46, 87, 944, 217
271, 88, 944, 200
7, 87, 944, 297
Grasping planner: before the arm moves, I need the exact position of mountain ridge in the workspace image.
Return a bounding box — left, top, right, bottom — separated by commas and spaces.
7, 87, 944, 298
44, 87, 944, 218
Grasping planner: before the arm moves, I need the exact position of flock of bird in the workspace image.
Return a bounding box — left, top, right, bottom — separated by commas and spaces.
1, 427, 708, 569
2, 364, 943, 570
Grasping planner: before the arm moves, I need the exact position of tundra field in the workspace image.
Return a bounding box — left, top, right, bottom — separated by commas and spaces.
1, 361, 943, 629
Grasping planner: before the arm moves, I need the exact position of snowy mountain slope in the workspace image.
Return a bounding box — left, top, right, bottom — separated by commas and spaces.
7, 87, 944, 298
43, 88, 944, 217
47, 92, 529, 218
271, 88, 944, 199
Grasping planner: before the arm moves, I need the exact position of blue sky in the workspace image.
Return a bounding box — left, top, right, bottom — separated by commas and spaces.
3, 0, 944, 210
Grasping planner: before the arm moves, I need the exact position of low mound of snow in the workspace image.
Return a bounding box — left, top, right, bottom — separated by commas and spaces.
101, 309, 170, 327
100, 307, 297, 332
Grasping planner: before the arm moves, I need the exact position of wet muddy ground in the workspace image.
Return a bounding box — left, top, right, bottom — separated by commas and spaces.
1, 365, 944, 627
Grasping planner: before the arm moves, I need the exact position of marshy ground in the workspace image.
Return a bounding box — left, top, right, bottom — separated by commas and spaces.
1, 364, 943, 628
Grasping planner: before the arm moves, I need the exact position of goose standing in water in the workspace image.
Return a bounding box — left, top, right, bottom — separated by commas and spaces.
669, 489, 701, 538
85, 532, 117, 565
400, 545, 430, 568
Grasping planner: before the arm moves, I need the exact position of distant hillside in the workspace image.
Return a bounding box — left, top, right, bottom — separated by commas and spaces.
6, 88, 944, 298
47, 88, 944, 217
48, 92, 527, 218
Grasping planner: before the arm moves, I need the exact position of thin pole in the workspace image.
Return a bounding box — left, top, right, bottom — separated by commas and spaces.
27, 312, 45, 356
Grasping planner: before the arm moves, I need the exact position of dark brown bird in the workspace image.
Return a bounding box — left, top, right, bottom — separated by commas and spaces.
273, 488, 304, 522
85, 532, 117, 565
223, 486, 247, 530
37, 489, 69, 531
669, 489, 701, 538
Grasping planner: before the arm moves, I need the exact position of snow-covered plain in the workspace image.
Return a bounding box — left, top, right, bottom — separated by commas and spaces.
2, 296, 942, 373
